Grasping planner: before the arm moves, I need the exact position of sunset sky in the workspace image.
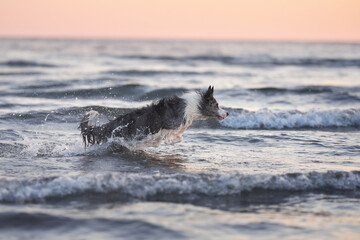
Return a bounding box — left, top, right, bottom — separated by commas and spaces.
0, 0, 359, 42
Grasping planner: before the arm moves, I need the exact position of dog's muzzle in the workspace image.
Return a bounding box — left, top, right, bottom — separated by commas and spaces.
217, 109, 229, 121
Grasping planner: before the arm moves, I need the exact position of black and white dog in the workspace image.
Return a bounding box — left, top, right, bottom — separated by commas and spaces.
80, 86, 228, 150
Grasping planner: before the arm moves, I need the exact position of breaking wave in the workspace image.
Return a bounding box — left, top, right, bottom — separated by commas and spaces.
2, 107, 360, 130
0, 171, 359, 203
221, 108, 360, 129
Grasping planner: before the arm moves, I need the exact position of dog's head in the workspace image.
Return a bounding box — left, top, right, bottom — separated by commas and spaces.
199, 86, 229, 120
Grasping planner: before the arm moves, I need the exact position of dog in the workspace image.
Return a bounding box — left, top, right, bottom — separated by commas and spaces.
79, 86, 228, 150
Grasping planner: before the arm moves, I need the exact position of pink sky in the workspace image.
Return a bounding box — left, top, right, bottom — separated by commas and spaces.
0, 0, 359, 41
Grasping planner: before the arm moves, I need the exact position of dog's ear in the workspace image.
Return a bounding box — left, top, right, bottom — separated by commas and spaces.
204, 85, 214, 99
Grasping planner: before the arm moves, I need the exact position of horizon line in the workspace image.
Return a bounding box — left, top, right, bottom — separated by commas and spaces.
1, 35, 360, 44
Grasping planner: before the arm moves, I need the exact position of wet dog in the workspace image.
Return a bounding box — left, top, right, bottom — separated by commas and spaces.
80, 86, 228, 150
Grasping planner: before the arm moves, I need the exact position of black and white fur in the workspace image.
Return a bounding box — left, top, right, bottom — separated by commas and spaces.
79, 86, 228, 150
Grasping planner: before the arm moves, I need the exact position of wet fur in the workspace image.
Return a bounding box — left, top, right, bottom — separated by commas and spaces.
79, 86, 228, 150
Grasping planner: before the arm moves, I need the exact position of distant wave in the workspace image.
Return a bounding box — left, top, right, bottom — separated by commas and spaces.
221, 108, 360, 129
248, 86, 360, 102
119, 55, 360, 68
6, 85, 190, 102
249, 86, 335, 94
0, 171, 359, 203
14, 84, 147, 99
248, 86, 360, 100
103, 69, 215, 76
5, 81, 360, 104
0, 60, 58, 68
137, 88, 188, 101
0, 71, 42, 76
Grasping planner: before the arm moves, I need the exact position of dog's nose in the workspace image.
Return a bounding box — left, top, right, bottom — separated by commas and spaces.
226, 112, 229, 116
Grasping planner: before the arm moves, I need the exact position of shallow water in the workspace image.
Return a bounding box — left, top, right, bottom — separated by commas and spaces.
0, 38, 360, 239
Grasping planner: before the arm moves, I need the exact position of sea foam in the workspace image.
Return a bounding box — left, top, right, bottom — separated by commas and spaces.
1, 171, 359, 203
221, 108, 360, 129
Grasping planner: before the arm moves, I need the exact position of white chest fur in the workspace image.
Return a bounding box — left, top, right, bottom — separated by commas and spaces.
133, 120, 192, 150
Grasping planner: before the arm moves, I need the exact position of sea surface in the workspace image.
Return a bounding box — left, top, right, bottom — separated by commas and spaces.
0, 38, 360, 239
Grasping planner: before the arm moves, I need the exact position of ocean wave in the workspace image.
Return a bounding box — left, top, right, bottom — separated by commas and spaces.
248, 86, 360, 102
7, 85, 190, 102
2, 107, 360, 130
0, 60, 58, 68
0, 143, 25, 157
119, 55, 360, 68
0, 71, 42, 76
0, 171, 359, 203
221, 108, 360, 129
137, 88, 188, 101
103, 69, 215, 76
0, 105, 135, 125
13, 84, 146, 99
0, 212, 184, 238
249, 86, 334, 94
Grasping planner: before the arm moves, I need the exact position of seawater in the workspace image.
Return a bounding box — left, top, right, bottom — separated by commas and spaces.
0, 38, 360, 240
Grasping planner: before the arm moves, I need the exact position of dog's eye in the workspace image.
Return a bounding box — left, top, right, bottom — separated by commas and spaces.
216, 103, 219, 108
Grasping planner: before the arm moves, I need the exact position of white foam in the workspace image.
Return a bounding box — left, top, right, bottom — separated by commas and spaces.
1, 171, 359, 203
19, 134, 85, 158
221, 108, 360, 129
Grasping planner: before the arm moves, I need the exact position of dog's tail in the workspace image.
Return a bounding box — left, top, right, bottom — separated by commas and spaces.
79, 110, 108, 148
